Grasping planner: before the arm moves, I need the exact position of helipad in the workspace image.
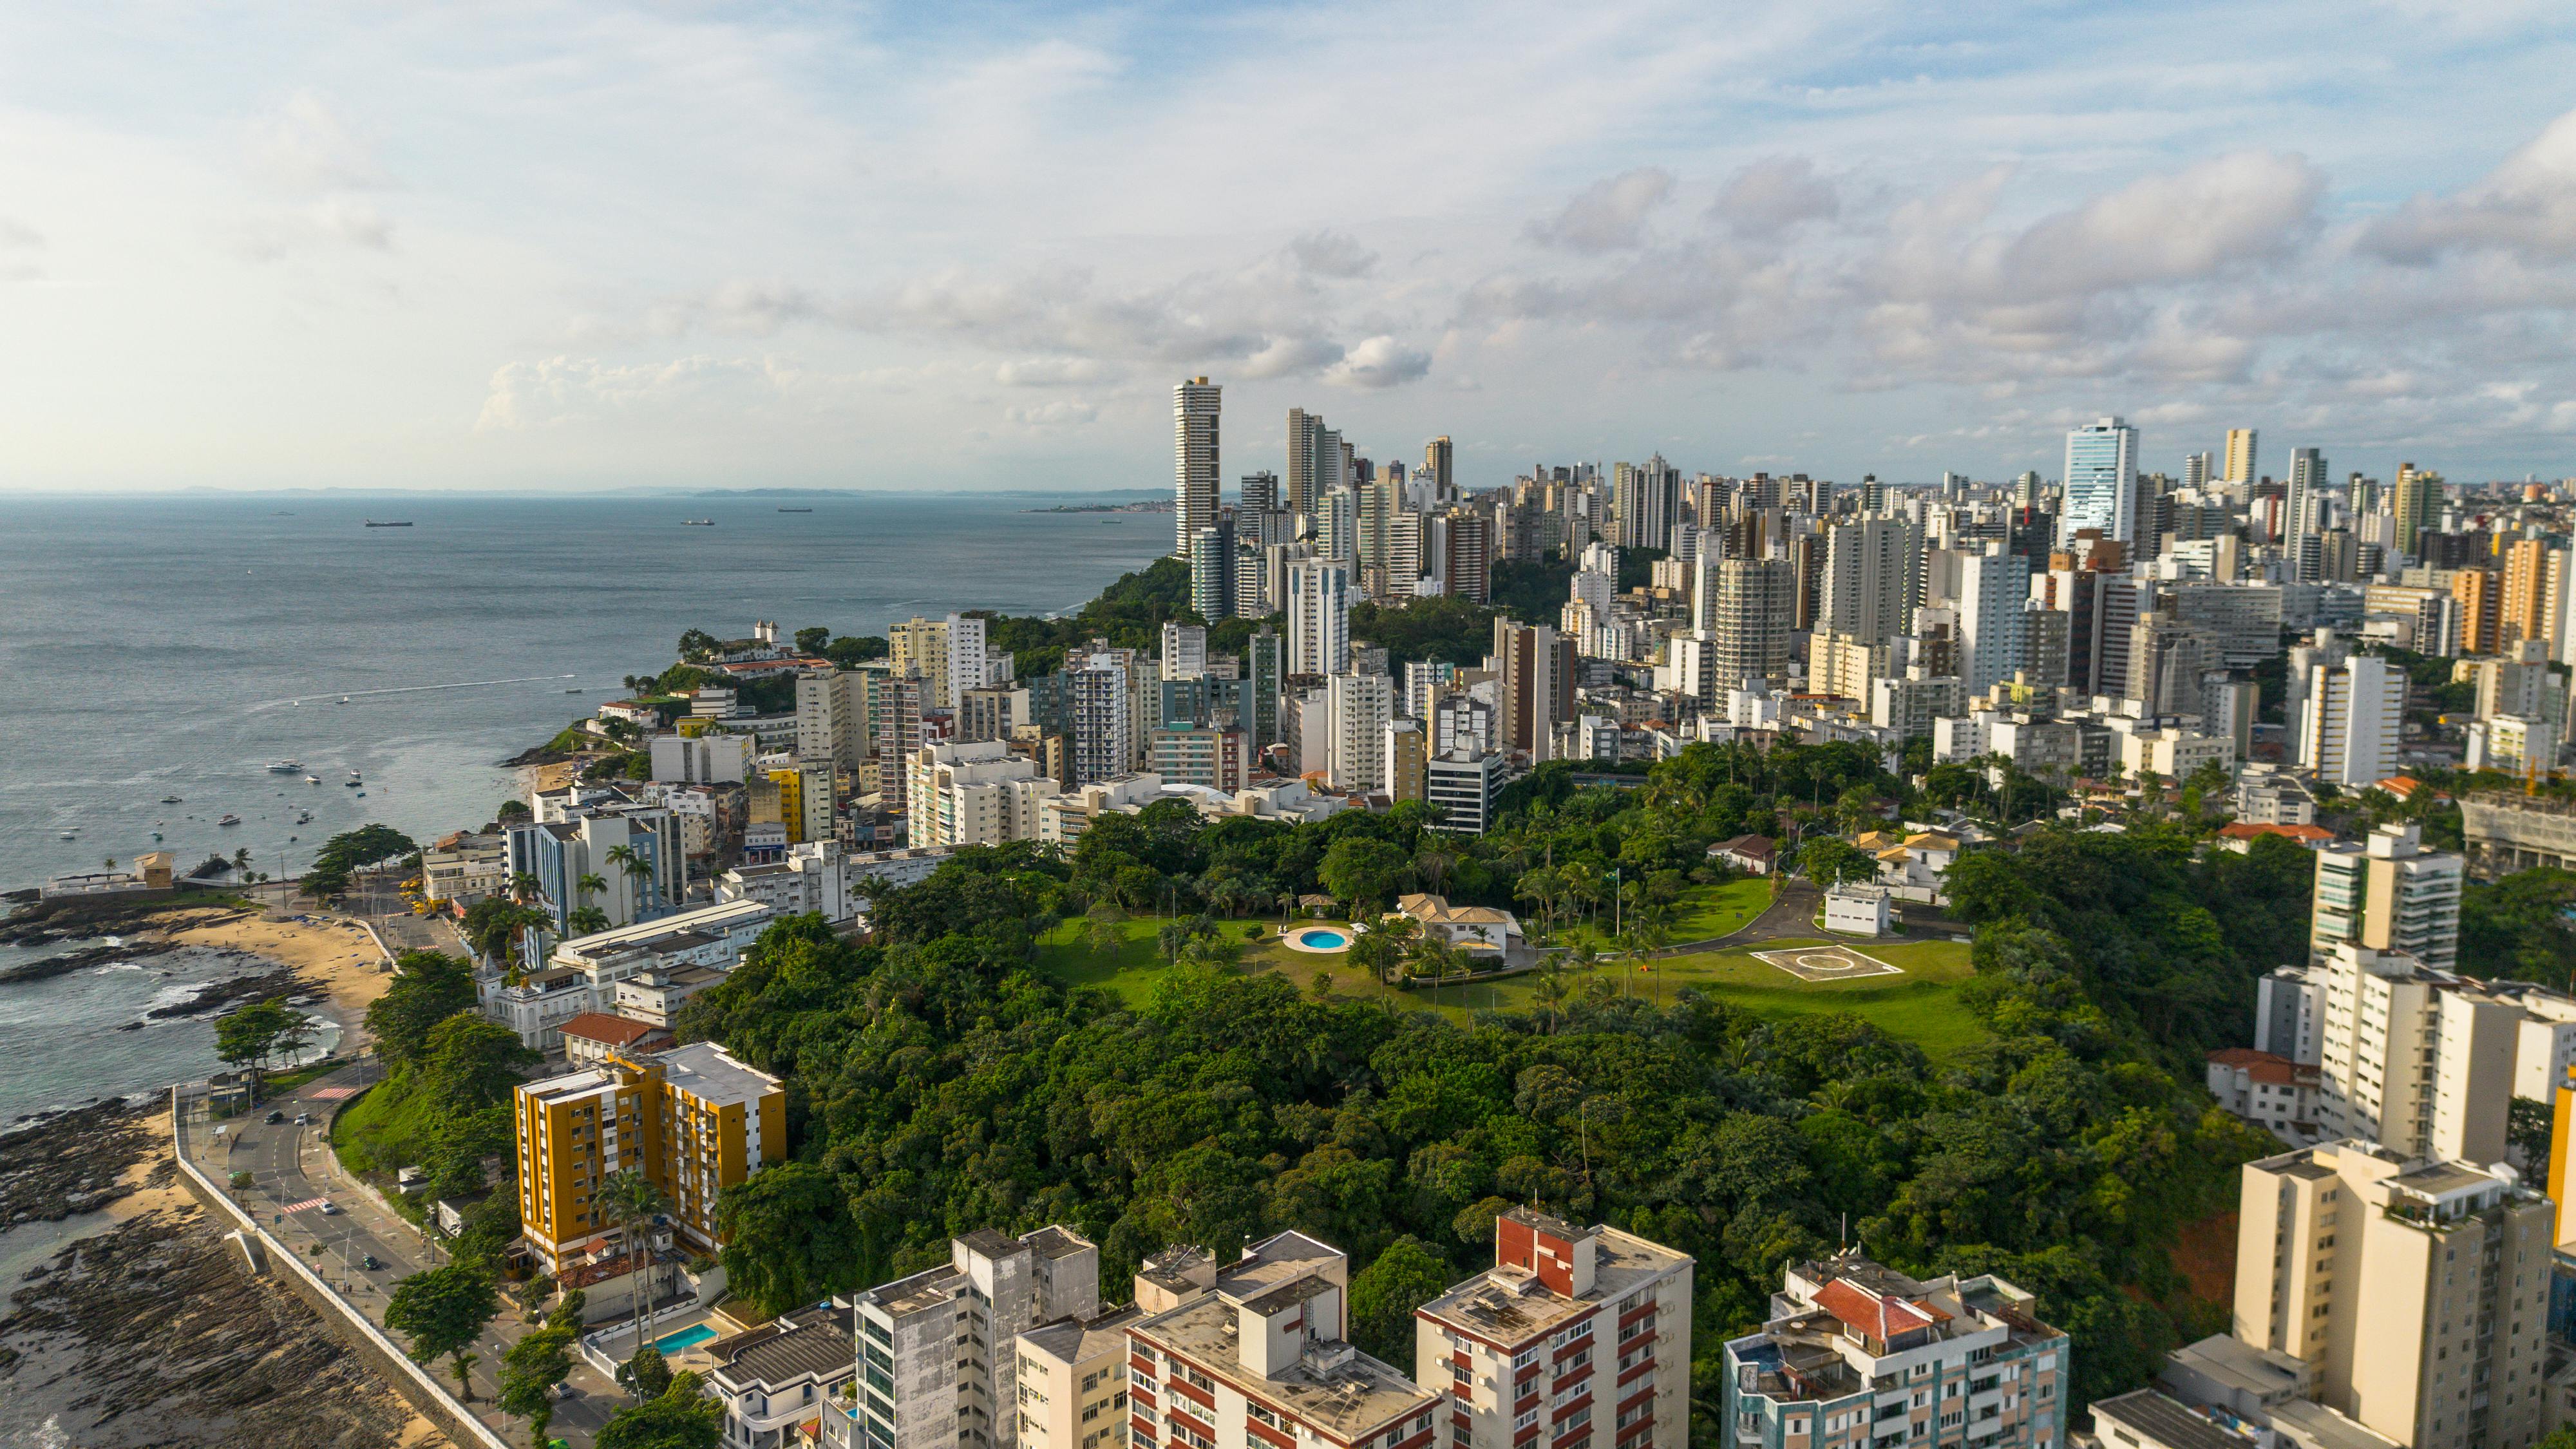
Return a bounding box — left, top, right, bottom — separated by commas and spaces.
1750, 944, 1903, 982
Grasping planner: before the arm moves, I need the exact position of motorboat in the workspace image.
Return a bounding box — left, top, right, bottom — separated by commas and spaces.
267, 761, 300, 772
304, 775, 319, 784
343, 779, 361, 788
216, 815, 241, 827
57, 830, 73, 840
337, 696, 350, 704
160, 795, 182, 804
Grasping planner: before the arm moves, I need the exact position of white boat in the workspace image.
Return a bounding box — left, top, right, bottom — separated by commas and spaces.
267, 761, 301, 772
304, 775, 319, 784
216, 814, 241, 827
57, 830, 74, 840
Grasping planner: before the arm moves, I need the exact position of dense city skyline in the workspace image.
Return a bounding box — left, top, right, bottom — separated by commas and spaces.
5, 3, 2576, 491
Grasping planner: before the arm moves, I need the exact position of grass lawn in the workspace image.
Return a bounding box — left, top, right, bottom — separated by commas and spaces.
1034, 915, 1336, 1004
1034, 914, 1989, 1065
1665, 878, 1774, 940
1404, 936, 1985, 1063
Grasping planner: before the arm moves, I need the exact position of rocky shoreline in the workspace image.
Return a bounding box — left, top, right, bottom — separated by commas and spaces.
144, 961, 313, 1019
0, 1098, 160, 1229
1, 1198, 443, 1447
0, 936, 186, 985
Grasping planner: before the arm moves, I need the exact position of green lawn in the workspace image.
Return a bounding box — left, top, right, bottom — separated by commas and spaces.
1034, 915, 1334, 1003
1035, 913, 1988, 1066
1666, 878, 1774, 940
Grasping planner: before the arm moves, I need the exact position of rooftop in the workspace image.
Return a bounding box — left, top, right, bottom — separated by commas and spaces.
559, 1012, 664, 1048
1021, 1305, 1141, 1367
1416, 1222, 1689, 1346
522, 1066, 622, 1106
653, 1041, 781, 1109
2091, 1388, 2257, 1449
1133, 1300, 1435, 1439
711, 1303, 858, 1392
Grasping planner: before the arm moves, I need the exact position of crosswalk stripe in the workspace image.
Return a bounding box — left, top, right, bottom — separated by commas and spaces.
280, 1197, 330, 1213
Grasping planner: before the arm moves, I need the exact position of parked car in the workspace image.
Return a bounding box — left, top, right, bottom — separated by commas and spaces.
293, 1112, 311, 1125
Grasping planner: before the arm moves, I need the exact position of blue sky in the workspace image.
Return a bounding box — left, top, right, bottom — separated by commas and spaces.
4, 1, 2575, 491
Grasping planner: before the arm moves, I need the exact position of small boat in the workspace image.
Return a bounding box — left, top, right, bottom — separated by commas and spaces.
777, 507, 813, 513
151, 831, 162, 840
337, 696, 350, 704
565, 687, 583, 694
343, 779, 361, 788
160, 795, 182, 804
364, 520, 413, 527
681, 518, 715, 526
304, 775, 319, 784
57, 830, 74, 840
267, 761, 301, 772
216, 815, 241, 827
355, 791, 366, 797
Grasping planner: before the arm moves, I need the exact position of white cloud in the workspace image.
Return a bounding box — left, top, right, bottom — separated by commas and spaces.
1326, 336, 1432, 389
2363, 106, 2576, 264
476, 354, 787, 431
1527, 168, 1674, 254
995, 357, 1109, 386
1241, 335, 1345, 378
249, 91, 383, 194
1712, 156, 1839, 237
1005, 399, 1099, 427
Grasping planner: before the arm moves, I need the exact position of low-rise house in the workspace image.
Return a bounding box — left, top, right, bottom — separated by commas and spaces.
1389, 893, 1523, 959
1709, 834, 1776, 876
558, 1011, 673, 1067
613, 966, 726, 1029
2214, 822, 2336, 853
2204, 1048, 2322, 1144
1882, 832, 1959, 890
1822, 884, 1891, 936
706, 1302, 858, 1449
421, 833, 508, 903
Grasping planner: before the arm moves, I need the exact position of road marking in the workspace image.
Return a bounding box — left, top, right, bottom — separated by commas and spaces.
280, 1196, 331, 1213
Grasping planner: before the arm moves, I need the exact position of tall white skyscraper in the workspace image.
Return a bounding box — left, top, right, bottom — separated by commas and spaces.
1958, 544, 2032, 695
1326, 672, 1394, 792
1819, 516, 1923, 648
1160, 621, 1208, 681
1317, 486, 1358, 564
2286, 446, 2328, 582
1173, 377, 1221, 558
2060, 416, 2138, 545
2298, 654, 2402, 790
1285, 559, 1350, 676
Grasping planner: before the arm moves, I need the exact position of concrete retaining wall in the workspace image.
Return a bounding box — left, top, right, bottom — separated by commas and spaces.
169, 1089, 511, 1449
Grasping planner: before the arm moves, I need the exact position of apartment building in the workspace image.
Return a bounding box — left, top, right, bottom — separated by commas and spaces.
1150, 725, 1253, 792
1721, 1255, 2069, 1449
513, 1040, 784, 1274
421, 831, 508, 903
2233, 1142, 2552, 1449
840, 1227, 1104, 1449
656, 728, 756, 784
909, 741, 1061, 847
1017, 1306, 1141, 1449
506, 806, 685, 939
493, 898, 775, 1051
1417, 1209, 1693, 1449
1426, 750, 1504, 835
2311, 824, 2463, 971
1128, 1233, 1439, 1449
1329, 672, 1395, 794
718, 838, 864, 923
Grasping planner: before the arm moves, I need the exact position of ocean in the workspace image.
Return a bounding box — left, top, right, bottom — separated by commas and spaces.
0, 489, 1167, 1123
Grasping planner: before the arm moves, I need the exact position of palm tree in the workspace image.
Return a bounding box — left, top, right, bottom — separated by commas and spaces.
565, 905, 611, 937
598, 1167, 672, 1393
1415, 845, 1455, 896
509, 872, 542, 906
232, 847, 253, 879
1533, 961, 1571, 1034
576, 872, 609, 911
603, 845, 643, 912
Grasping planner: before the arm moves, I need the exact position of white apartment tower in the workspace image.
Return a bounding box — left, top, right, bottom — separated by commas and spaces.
842, 1226, 1103, 1449
2061, 417, 2138, 545
1160, 622, 1208, 682
1175, 378, 1222, 558
1819, 516, 1922, 649
1327, 672, 1394, 794
1287, 560, 1353, 677
2297, 655, 2403, 790
1958, 545, 2032, 697
2311, 822, 2463, 971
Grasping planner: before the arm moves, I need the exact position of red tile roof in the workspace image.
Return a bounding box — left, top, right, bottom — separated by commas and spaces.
1814, 1277, 1947, 1340
2207, 1048, 2302, 1085
560, 1012, 660, 1047
2217, 822, 2336, 843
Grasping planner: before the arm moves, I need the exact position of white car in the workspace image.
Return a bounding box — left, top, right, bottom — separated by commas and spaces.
317, 1201, 341, 1216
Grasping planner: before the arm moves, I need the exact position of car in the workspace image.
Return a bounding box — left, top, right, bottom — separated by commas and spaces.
317, 1201, 341, 1216
293, 1112, 312, 1125
265, 1110, 286, 1124
360, 1253, 381, 1271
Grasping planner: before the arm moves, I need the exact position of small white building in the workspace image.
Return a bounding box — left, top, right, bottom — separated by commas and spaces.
1822, 884, 1892, 936
1390, 893, 1523, 958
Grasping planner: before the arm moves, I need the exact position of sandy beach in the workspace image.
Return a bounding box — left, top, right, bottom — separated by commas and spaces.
171, 909, 397, 1019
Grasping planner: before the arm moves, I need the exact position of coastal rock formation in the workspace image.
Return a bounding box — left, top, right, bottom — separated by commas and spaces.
0, 937, 184, 985
1, 1200, 442, 1448
0, 1099, 158, 1228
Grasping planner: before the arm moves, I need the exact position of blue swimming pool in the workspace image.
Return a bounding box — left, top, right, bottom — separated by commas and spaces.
655, 1324, 719, 1354
1295, 930, 1347, 949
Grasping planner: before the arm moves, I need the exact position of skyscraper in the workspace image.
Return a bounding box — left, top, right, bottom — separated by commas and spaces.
2297, 654, 2402, 789
2394, 462, 2442, 561
1286, 408, 1325, 515
1439, 509, 1492, 603
1818, 516, 1922, 648
1285, 559, 1350, 676
1423, 435, 1453, 499
1189, 518, 1236, 621
1708, 558, 1796, 690
2222, 427, 2257, 486
2286, 446, 2327, 540
1958, 544, 2032, 696
2060, 416, 2138, 545
1316, 486, 1358, 563
1173, 377, 1220, 558
1492, 618, 1573, 761
1238, 469, 1278, 514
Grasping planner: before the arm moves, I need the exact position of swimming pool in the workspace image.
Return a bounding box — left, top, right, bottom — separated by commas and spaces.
1285, 927, 1350, 952
655, 1323, 719, 1354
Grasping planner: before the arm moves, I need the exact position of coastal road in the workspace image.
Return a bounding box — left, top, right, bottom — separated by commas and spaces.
194, 1065, 623, 1447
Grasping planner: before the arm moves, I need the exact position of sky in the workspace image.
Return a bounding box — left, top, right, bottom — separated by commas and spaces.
5, 1, 2576, 493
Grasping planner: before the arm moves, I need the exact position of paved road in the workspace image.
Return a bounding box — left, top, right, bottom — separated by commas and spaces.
190, 1065, 624, 1447
1650, 880, 1824, 954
